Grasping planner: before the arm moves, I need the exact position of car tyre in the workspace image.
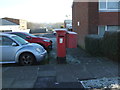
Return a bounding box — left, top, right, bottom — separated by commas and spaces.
19, 53, 35, 66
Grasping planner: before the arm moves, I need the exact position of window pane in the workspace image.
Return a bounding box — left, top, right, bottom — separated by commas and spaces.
98, 26, 106, 36
99, 2, 106, 9
13, 33, 27, 39
107, 26, 120, 31
108, 2, 118, 9
2, 36, 13, 46
12, 36, 28, 45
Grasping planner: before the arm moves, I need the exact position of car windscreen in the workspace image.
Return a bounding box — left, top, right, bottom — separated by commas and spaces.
24, 32, 37, 37
12, 36, 29, 45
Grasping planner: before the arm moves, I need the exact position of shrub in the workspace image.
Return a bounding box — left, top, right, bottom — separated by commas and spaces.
85, 31, 120, 61
101, 31, 120, 61
85, 34, 103, 56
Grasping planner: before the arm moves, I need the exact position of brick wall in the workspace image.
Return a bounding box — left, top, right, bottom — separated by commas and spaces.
72, 2, 98, 48
99, 12, 120, 25
72, 2, 89, 48
88, 2, 98, 34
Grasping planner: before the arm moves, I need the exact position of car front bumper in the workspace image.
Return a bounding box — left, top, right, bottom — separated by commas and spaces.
35, 50, 47, 62
43, 41, 52, 49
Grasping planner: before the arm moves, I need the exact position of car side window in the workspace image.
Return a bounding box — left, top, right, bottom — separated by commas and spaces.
13, 33, 27, 39
2, 36, 14, 46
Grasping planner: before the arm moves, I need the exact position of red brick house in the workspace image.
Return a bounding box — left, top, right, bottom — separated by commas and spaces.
72, 0, 120, 48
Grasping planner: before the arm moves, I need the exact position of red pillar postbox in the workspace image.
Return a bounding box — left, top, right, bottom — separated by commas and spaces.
66, 31, 77, 48
56, 29, 67, 63
56, 29, 77, 64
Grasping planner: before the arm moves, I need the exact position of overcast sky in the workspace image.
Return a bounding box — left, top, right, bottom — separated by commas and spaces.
0, 0, 73, 23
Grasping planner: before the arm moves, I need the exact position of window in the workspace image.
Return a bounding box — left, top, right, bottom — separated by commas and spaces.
12, 36, 28, 45
2, 36, 14, 46
107, 26, 119, 31
98, 26, 106, 36
12, 33, 27, 39
99, 0, 120, 12
98, 25, 120, 36
24, 32, 36, 37
99, 1, 106, 9
108, 1, 118, 9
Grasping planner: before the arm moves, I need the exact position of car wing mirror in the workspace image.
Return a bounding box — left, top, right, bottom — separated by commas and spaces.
12, 42, 17, 46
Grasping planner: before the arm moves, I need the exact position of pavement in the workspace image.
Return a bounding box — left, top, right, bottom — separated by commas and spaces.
1, 33, 119, 89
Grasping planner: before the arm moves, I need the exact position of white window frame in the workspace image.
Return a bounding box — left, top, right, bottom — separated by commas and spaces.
105, 26, 108, 31
99, 0, 120, 12
98, 26, 107, 35
98, 26, 101, 35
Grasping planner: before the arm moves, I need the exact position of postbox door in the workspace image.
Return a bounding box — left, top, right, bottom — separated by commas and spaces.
57, 36, 66, 57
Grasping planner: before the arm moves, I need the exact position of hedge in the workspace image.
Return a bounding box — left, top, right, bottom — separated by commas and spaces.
101, 31, 120, 61
85, 34, 103, 56
85, 31, 120, 61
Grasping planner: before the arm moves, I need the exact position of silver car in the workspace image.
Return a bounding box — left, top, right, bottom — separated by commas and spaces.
0, 33, 47, 66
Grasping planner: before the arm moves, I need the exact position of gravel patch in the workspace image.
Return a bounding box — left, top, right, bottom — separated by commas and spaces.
80, 77, 120, 89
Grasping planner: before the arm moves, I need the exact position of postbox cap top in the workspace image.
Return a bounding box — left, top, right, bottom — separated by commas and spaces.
54, 28, 67, 31
67, 31, 77, 34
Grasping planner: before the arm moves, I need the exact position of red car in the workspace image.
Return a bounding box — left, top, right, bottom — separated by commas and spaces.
7, 32, 52, 50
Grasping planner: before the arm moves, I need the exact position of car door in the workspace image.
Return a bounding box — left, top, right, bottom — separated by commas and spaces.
0, 36, 19, 62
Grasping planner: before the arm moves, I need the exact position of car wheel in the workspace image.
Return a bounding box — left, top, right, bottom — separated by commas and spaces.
19, 53, 35, 66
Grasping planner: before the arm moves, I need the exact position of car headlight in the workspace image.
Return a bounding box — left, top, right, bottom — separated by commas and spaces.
43, 40, 50, 42
36, 48, 41, 53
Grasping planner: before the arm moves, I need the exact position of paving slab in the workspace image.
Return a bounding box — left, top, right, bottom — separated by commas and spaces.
56, 73, 77, 82
85, 62, 118, 78
2, 78, 15, 88
55, 64, 92, 82
12, 79, 36, 88
37, 71, 56, 77
38, 65, 55, 71
34, 76, 56, 88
